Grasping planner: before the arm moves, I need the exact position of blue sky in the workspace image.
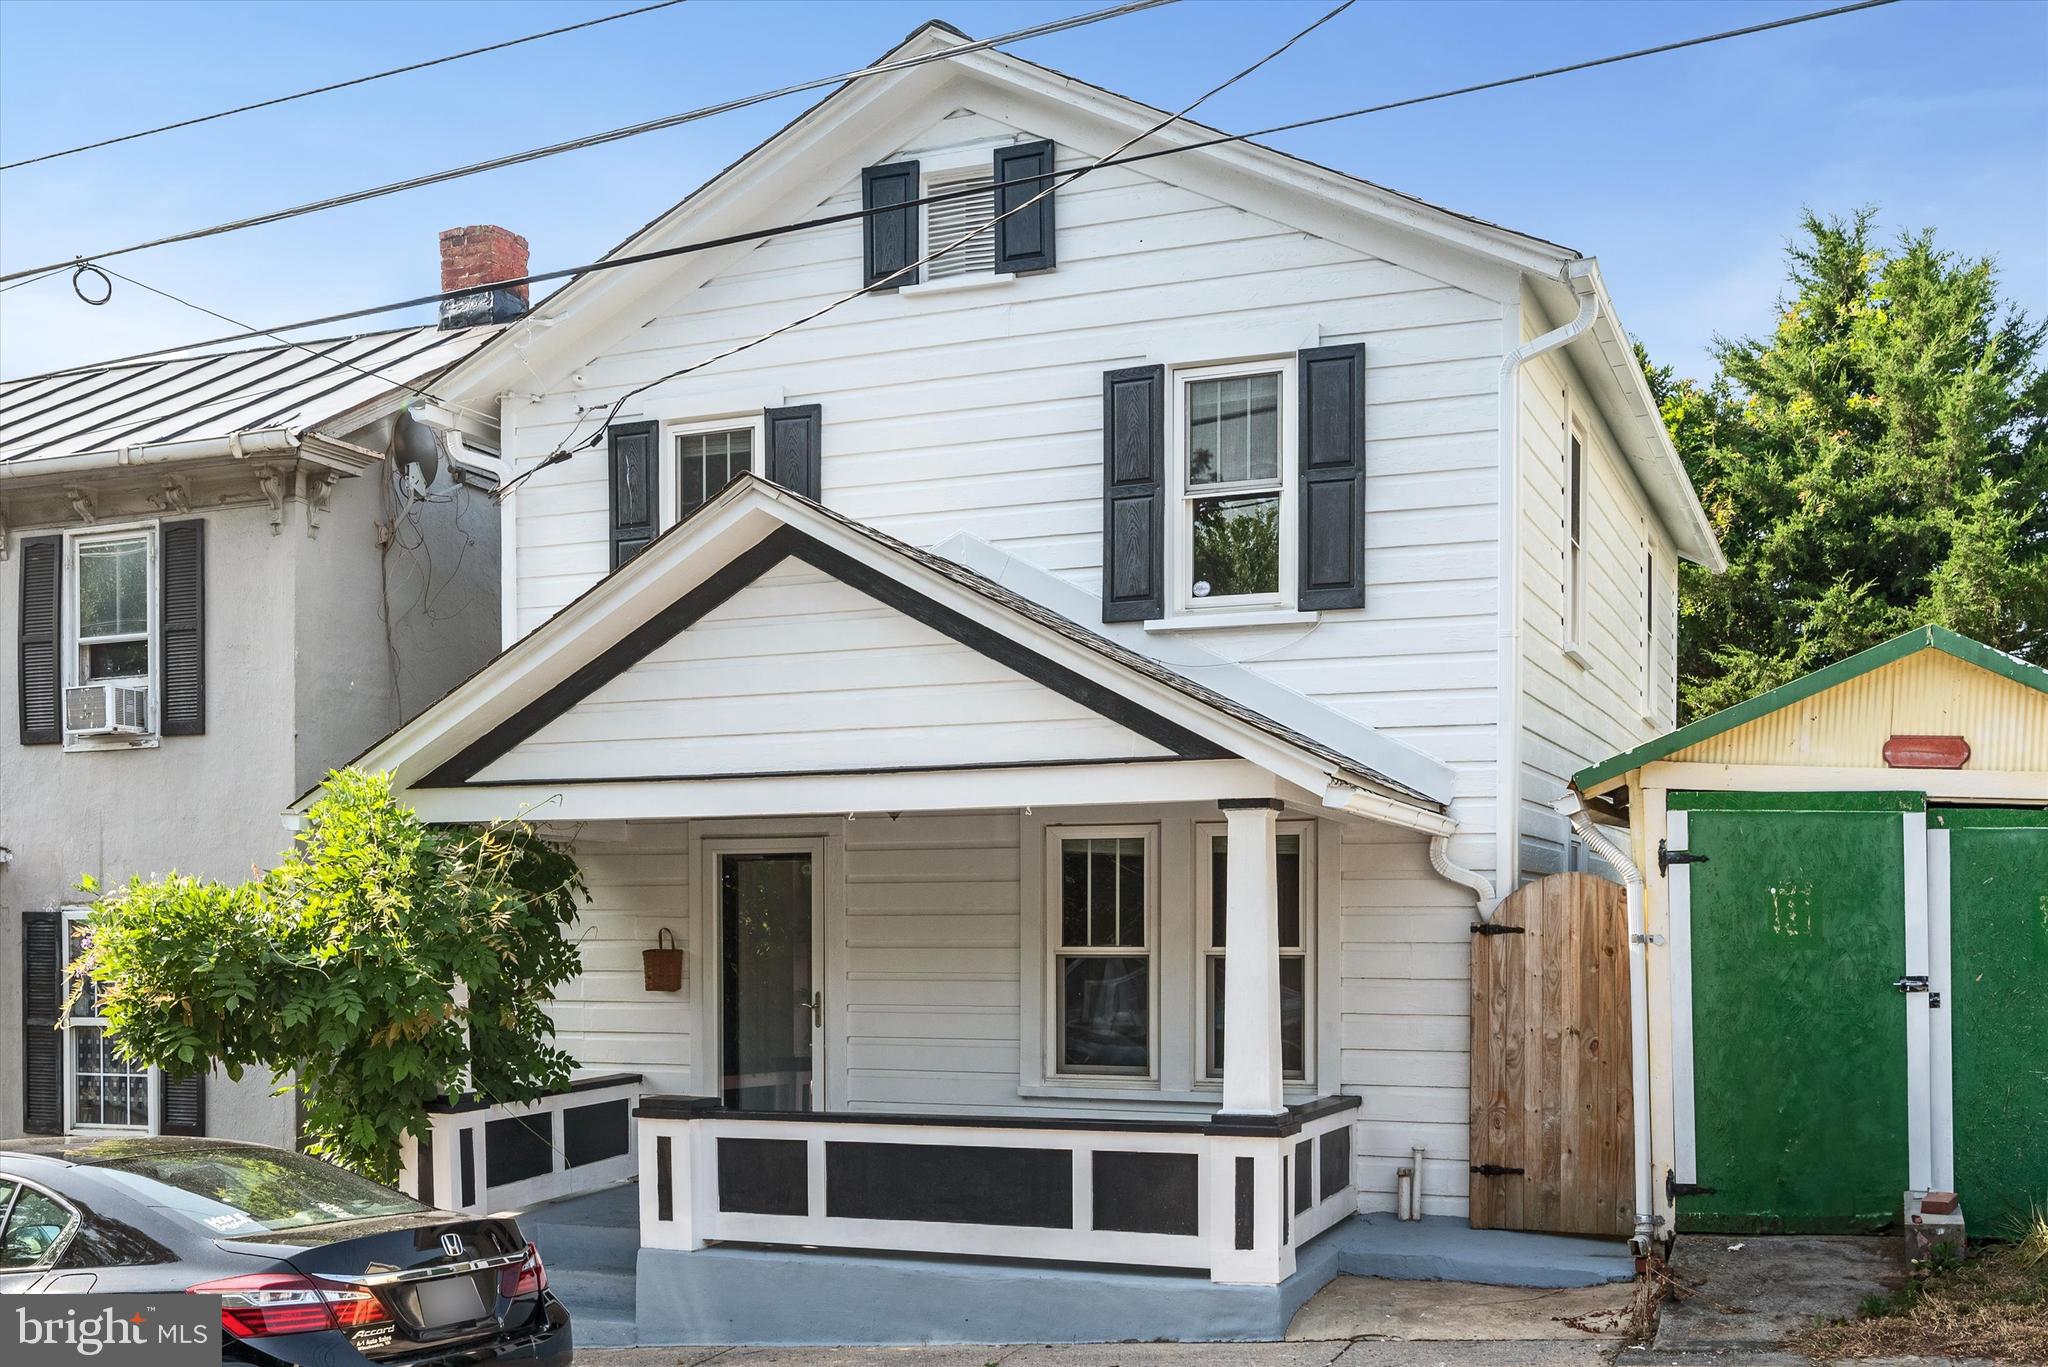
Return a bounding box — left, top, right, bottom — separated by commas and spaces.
1, 0, 2042, 382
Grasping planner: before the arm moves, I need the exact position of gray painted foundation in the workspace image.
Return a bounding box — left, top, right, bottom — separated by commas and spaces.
627, 1214, 1634, 1347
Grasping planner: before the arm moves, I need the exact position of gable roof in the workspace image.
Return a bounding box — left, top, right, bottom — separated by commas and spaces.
1571, 625, 2048, 792
0, 324, 498, 468
319, 473, 1457, 815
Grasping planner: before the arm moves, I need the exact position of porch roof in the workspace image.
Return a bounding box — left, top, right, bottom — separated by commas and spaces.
310, 476, 1454, 826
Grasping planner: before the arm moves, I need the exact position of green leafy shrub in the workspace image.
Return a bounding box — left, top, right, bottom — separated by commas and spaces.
74, 769, 586, 1183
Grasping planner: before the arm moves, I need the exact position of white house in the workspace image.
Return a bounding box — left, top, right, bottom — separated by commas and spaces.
330, 20, 1720, 1341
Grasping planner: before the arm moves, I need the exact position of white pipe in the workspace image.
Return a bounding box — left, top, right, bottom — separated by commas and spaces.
1554, 790, 1653, 1252
1395, 1168, 1413, 1221
1430, 835, 1498, 920
1408, 1145, 1427, 1220
1493, 261, 1601, 915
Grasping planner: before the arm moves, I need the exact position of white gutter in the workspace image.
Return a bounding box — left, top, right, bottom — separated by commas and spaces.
1553, 789, 1653, 1253
1321, 779, 1457, 838
0, 427, 382, 484
1493, 260, 1600, 916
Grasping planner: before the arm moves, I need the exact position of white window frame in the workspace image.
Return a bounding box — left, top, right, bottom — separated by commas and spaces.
1640, 535, 1657, 721
1044, 824, 1160, 1083
666, 414, 766, 529
1193, 820, 1316, 1085
60, 908, 157, 1135
1167, 358, 1298, 616
1562, 417, 1587, 661
62, 519, 160, 750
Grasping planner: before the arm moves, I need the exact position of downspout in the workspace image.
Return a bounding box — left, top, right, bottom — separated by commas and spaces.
1553, 790, 1653, 1254
1494, 261, 1600, 911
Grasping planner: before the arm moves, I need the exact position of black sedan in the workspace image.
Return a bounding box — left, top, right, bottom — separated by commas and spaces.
0, 1136, 573, 1366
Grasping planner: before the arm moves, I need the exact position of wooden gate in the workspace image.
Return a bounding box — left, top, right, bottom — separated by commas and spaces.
1469, 872, 1632, 1236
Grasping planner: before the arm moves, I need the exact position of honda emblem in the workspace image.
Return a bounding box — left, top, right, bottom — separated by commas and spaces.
441, 1233, 465, 1259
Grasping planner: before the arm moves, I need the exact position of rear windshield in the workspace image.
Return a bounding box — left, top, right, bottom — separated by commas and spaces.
96, 1147, 425, 1234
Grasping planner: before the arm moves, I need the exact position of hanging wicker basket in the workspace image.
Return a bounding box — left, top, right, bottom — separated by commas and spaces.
643, 928, 684, 992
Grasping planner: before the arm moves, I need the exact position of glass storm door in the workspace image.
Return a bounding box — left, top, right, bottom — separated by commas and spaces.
719, 853, 817, 1111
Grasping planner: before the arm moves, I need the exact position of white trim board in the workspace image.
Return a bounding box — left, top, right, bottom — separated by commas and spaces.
1902, 810, 1932, 1195
1926, 827, 1955, 1193
1667, 808, 1696, 1185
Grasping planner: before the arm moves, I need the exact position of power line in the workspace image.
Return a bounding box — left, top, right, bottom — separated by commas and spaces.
498, 0, 1361, 497
24, 0, 1902, 375
0, 0, 1179, 283
0, 1, 693, 172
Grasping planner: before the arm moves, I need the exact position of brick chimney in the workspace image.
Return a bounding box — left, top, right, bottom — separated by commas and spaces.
438, 225, 529, 329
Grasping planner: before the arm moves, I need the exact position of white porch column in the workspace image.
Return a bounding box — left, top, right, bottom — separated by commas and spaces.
1218, 798, 1285, 1117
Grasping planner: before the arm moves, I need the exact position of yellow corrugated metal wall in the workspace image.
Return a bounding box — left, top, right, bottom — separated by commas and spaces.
1672, 650, 2048, 771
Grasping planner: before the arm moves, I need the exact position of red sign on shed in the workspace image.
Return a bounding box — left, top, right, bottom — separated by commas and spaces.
1882, 734, 1972, 769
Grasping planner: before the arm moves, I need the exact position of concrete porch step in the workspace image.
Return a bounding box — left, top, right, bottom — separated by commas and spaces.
1328, 1213, 1637, 1288
522, 1218, 638, 1273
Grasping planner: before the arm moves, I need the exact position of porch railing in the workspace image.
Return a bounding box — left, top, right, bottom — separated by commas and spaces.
634, 1093, 1359, 1285
399, 1073, 642, 1214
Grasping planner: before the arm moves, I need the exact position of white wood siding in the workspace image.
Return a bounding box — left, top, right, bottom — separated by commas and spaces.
505, 110, 1508, 873
1516, 306, 1680, 873
1338, 819, 1476, 1217
548, 822, 694, 1091
477, 559, 1168, 782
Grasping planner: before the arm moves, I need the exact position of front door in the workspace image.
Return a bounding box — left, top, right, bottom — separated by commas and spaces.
718, 852, 819, 1111
1674, 792, 1916, 1233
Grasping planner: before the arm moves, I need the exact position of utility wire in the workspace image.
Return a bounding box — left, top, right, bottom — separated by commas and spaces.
496, 0, 1360, 499
24, 0, 1901, 376
90, 263, 471, 411
0, 1, 692, 171
0, 0, 1178, 283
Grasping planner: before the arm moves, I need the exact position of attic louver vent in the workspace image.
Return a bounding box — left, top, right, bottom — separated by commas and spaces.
926, 171, 997, 279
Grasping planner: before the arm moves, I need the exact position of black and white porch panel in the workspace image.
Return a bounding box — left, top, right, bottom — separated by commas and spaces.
399, 1073, 642, 1215
636, 1093, 1357, 1285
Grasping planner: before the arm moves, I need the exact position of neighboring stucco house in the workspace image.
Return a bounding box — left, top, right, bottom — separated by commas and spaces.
1, 241, 513, 1142
309, 20, 1722, 1337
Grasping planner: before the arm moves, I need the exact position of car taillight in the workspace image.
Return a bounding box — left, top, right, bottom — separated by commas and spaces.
188, 1272, 393, 1338
500, 1243, 547, 1298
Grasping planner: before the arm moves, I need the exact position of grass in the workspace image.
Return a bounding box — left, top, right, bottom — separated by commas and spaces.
1789, 1207, 2048, 1362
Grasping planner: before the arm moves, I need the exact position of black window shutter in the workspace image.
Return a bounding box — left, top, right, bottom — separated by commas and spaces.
993, 140, 1056, 274
608, 420, 660, 570
1297, 344, 1367, 610
763, 404, 822, 501
17, 534, 62, 746
159, 519, 206, 736
1101, 365, 1166, 623
862, 161, 920, 289
22, 908, 64, 1135
159, 1071, 206, 1136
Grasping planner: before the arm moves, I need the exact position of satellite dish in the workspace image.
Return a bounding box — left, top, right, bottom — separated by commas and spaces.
392, 408, 444, 487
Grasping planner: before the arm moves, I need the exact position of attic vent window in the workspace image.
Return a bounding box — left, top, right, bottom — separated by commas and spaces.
925, 171, 997, 279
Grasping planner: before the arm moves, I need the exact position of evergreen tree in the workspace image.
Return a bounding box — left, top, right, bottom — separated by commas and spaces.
1649, 209, 2048, 721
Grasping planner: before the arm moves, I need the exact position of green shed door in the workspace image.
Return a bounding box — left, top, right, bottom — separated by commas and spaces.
1939, 807, 2048, 1232
1674, 792, 1918, 1233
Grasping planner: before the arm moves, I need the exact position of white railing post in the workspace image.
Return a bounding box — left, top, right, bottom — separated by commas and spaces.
1206, 1130, 1295, 1285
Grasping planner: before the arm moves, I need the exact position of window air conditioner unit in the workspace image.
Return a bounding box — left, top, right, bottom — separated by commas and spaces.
65, 683, 149, 737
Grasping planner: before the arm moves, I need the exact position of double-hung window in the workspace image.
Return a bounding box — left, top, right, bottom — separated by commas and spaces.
62, 910, 151, 1131
1176, 361, 1295, 611
673, 417, 763, 522
1049, 828, 1155, 1078
75, 531, 153, 686
1198, 826, 1311, 1081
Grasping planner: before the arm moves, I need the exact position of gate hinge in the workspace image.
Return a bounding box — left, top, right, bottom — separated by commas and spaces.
1893, 975, 1930, 994
1470, 1164, 1525, 1177
1666, 1170, 1717, 1200
1471, 922, 1525, 936
1657, 840, 1708, 874
1631, 932, 1665, 945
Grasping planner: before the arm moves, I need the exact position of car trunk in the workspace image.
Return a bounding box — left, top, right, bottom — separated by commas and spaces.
220, 1212, 532, 1358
